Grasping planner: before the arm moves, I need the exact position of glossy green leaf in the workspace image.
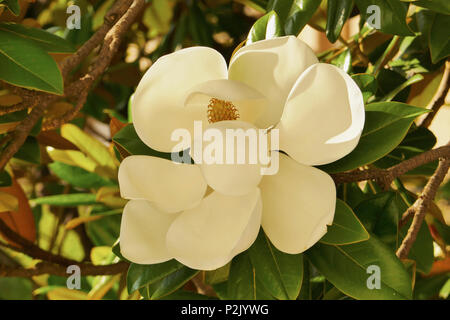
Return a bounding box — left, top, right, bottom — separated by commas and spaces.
307, 236, 413, 300
146, 267, 199, 300
49, 162, 116, 189
227, 252, 274, 300
320, 199, 369, 245
352, 73, 378, 103
429, 13, 450, 63
247, 10, 283, 44
0, 23, 75, 53
248, 230, 303, 300
332, 48, 352, 73
409, 0, 450, 15
355, 0, 414, 36
381, 74, 424, 102
284, 0, 321, 35
319, 102, 429, 173
354, 191, 434, 273
205, 263, 230, 285
127, 260, 184, 294
113, 124, 173, 160
326, 0, 354, 43
0, 27, 64, 94
355, 192, 404, 246
32, 193, 97, 206
374, 127, 438, 175
14, 136, 40, 164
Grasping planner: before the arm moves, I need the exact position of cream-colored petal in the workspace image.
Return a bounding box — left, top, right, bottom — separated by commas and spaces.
229, 36, 318, 128
260, 152, 335, 254
276, 63, 365, 166
230, 194, 262, 256
118, 155, 207, 213
120, 200, 177, 264
166, 189, 261, 270
185, 79, 268, 125
132, 47, 228, 152
192, 121, 264, 196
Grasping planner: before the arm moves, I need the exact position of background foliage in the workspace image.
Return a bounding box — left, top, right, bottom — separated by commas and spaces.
0, 0, 449, 300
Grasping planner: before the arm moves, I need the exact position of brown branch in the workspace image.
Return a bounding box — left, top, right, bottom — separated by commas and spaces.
43, 0, 145, 131
0, 219, 129, 277
0, 261, 129, 277
396, 158, 450, 259
0, 0, 142, 171
60, 0, 134, 79
419, 60, 450, 128
0, 219, 78, 266
331, 145, 450, 186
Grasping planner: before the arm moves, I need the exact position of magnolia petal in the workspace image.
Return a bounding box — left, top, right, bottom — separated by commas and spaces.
260, 152, 335, 254
229, 36, 318, 128
185, 79, 267, 125
230, 194, 262, 256
166, 189, 261, 270
118, 155, 207, 213
193, 121, 264, 196
276, 63, 365, 166
132, 47, 228, 152
120, 200, 177, 264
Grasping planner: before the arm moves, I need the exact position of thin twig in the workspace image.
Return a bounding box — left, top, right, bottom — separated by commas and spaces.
396, 158, 450, 259
331, 145, 450, 186
43, 0, 145, 130
0, 261, 129, 277
0, 0, 142, 171
419, 60, 450, 128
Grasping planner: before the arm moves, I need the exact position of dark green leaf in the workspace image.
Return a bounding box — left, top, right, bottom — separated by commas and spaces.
320, 102, 429, 173
355, 0, 414, 36
248, 230, 303, 300
0, 27, 64, 94
146, 267, 199, 299
113, 124, 174, 161
411, 0, 450, 15
0, 23, 75, 53
332, 49, 352, 73
320, 199, 369, 245
374, 127, 438, 175
127, 260, 184, 294
307, 236, 413, 300
354, 191, 434, 273
429, 13, 450, 63
326, 0, 354, 43
247, 11, 283, 44
14, 136, 40, 164
227, 252, 274, 300
284, 0, 321, 35
352, 73, 378, 103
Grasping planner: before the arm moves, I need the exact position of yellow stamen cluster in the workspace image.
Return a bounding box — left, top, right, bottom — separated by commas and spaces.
207, 98, 240, 123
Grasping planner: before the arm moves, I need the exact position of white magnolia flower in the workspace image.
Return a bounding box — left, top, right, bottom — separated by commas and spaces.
118, 36, 365, 270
